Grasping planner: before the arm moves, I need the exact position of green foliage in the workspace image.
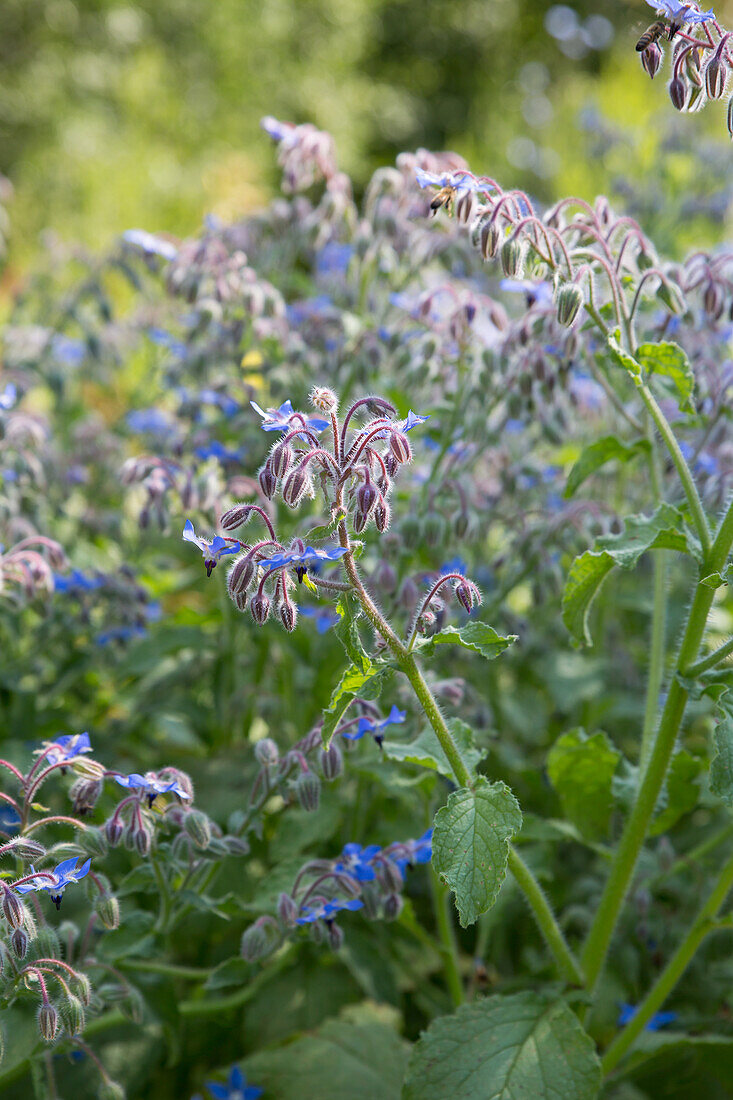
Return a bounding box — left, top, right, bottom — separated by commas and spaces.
403, 992, 601, 1100
564, 436, 650, 500
384, 718, 484, 779
547, 728, 620, 840
417, 622, 518, 662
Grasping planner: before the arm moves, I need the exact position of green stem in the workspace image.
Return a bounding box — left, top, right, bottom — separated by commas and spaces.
686, 635, 733, 677
601, 850, 733, 1075
640, 434, 667, 774
581, 497, 733, 994
117, 959, 210, 980
508, 849, 584, 986
650, 821, 733, 888
430, 866, 464, 1006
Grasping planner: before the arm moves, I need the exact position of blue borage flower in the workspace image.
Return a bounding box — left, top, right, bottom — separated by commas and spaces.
183, 520, 241, 577
261, 115, 298, 145
250, 398, 329, 434
0, 806, 21, 835
41, 732, 93, 767
500, 278, 554, 308
643, 0, 714, 22
368, 410, 430, 443
122, 228, 179, 262
15, 857, 91, 909
263, 544, 348, 582
391, 828, 433, 875
335, 843, 381, 882
344, 704, 407, 742
194, 441, 245, 464
296, 897, 364, 925
53, 569, 104, 594
114, 772, 191, 804
299, 606, 340, 633
414, 167, 490, 196
0, 383, 17, 410
203, 1065, 263, 1100
617, 1003, 677, 1030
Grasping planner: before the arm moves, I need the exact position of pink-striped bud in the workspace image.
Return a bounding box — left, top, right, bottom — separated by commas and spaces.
227, 555, 255, 596
668, 75, 687, 110
221, 504, 254, 530
259, 462, 277, 499
282, 467, 310, 507
374, 497, 390, 533
640, 43, 662, 79
389, 431, 411, 465
250, 592, 271, 624
270, 441, 293, 479
279, 601, 297, 632
705, 54, 727, 99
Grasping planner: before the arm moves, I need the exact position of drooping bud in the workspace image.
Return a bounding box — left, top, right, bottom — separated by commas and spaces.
478, 216, 501, 260
2, 887, 25, 930
374, 497, 390, 533
241, 918, 273, 962
640, 42, 662, 79
184, 810, 212, 850
686, 46, 702, 86
220, 835, 250, 856
78, 827, 108, 858
37, 1001, 59, 1042
70, 778, 103, 816
388, 431, 411, 465
668, 75, 687, 110
59, 993, 85, 1036
500, 238, 524, 278
220, 504, 254, 531
282, 466, 310, 507
352, 508, 368, 535
356, 474, 378, 517
258, 462, 277, 500
227, 555, 255, 597
254, 738, 279, 767
96, 894, 120, 931
555, 283, 584, 327
134, 822, 152, 857
382, 893, 404, 921
250, 592, 271, 625
11, 838, 46, 862
104, 816, 124, 847
455, 580, 481, 614
320, 741, 343, 781
326, 922, 344, 951
294, 770, 321, 812
277, 892, 298, 929
703, 280, 724, 319
279, 600, 297, 632
10, 928, 29, 958
705, 54, 727, 99
375, 857, 404, 894
270, 441, 293, 479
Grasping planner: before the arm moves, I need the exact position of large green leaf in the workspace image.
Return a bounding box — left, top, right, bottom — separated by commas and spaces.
637, 341, 695, 414
402, 992, 601, 1100
244, 1017, 409, 1100
432, 778, 522, 927
563, 504, 695, 645
383, 718, 484, 780
564, 436, 650, 499
622, 1032, 733, 1100
547, 728, 620, 839
419, 621, 517, 661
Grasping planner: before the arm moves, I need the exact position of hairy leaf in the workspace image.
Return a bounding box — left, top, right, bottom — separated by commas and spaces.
547, 728, 620, 839
637, 341, 695, 414
383, 718, 484, 780
420, 621, 518, 661
564, 435, 650, 499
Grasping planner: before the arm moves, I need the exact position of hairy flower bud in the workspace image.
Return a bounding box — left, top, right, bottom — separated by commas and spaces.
294, 770, 321, 812
104, 816, 124, 847
704, 280, 724, 319
375, 857, 404, 894
2, 887, 25, 930
277, 892, 298, 929
220, 504, 253, 530
356, 475, 378, 517
282, 466, 310, 507
184, 809, 212, 850
668, 75, 687, 110
556, 283, 584, 327
374, 496, 390, 533
258, 462, 277, 500
326, 922, 345, 951
279, 600, 297, 632
352, 508, 368, 535
320, 741, 343, 781
228, 555, 255, 596
221, 835, 250, 856
38, 1001, 59, 1042
383, 893, 403, 921
69, 778, 103, 816
477, 215, 500, 260
241, 919, 273, 962
254, 738, 279, 767
455, 580, 481, 614
500, 238, 524, 278
11, 927, 28, 958
640, 42, 662, 79
388, 431, 411, 465
705, 54, 727, 99
270, 441, 293, 479
134, 822, 152, 857
686, 46, 702, 86
10, 838, 46, 862
96, 894, 120, 931
78, 827, 108, 858
310, 386, 338, 412
250, 591, 271, 625
59, 993, 85, 1036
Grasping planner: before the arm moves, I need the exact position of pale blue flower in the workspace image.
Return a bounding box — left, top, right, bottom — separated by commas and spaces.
250, 398, 329, 434
183, 520, 241, 577
123, 228, 178, 262
296, 897, 364, 925
15, 857, 91, 909
643, 0, 714, 23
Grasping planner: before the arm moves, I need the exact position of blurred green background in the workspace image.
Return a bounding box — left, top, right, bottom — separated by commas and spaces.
1, 0, 732, 273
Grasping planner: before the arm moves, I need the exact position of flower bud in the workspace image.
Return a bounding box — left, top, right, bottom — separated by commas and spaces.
11, 928, 29, 958
686, 46, 702, 85
255, 738, 280, 766
384, 452, 399, 478
668, 75, 687, 110
250, 592, 271, 625
277, 892, 298, 929
320, 742, 343, 781
398, 575, 419, 610
388, 431, 411, 465
423, 512, 445, 548
500, 238, 524, 278
220, 504, 253, 530
375, 857, 404, 894
705, 54, 726, 99
555, 283, 584, 327
70, 777, 103, 816
183, 810, 212, 850
282, 467, 310, 507
640, 42, 662, 79
704, 280, 724, 319
2, 887, 25, 930
374, 497, 390, 533
326, 922, 344, 951
258, 462, 277, 500
455, 580, 480, 614
96, 894, 120, 931
294, 770, 321, 812
352, 508, 368, 535
59, 993, 85, 1036
478, 216, 500, 260
11, 838, 46, 862
134, 823, 152, 857
356, 476, 378, 517
241, 919, 272, 962
78, 827, 108, 858
105, 816, 124, 847
38, 1001, 58, 1041
279, 600, 297, 632
382, 893, 403, 921
270, 441, 293, 479
228, 555, 255, 597
310, 386, 338, 413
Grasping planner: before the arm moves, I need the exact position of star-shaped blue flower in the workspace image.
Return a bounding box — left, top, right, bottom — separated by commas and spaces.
295, 897, 364, 925
414, 168, 488, 196
344, 705, 407, 742
53, 570, 104, 594
335, 843, 381, 882
391, 828, 434, 875
205, 1065, 263, 1100
42, 732, 93, 766
299, 606, 341, 633
115, 772, 191, 803
183, 520, 241, 577
263, 545, 348, 576
15, 857, 92, 909
643, 0, 714, 22
617, 1003, 677, 1030
250, 399, 329, 434
194, 441, 245, 464
122, 228, 178, 262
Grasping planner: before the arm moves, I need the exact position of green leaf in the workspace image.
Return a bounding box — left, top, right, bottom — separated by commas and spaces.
607, 334, 642, 382
649, 749, 703, 835
402, 991, 601, 1100
335, 595, 370, 673
303, 510, 346, 541
547, 728, 620, 839
710, 706, 733, 807
637, 341, 695, 414
244, 1017, 408, 1100
700, 563, 733, 589
432, 777, 522, 927
321, 659, 394, 745
563, 504, 696, 645
420, 622, 518, 661
383, 718, 484, 779
564, 436, 650, 499
622, 1032, 733, 1100
205, 956, 250, 991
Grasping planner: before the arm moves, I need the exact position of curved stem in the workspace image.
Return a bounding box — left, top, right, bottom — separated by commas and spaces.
686, 634, 733, 677
430, 866, 464, 1006
602, 850, 733, 1075
508, 849, 584, 986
